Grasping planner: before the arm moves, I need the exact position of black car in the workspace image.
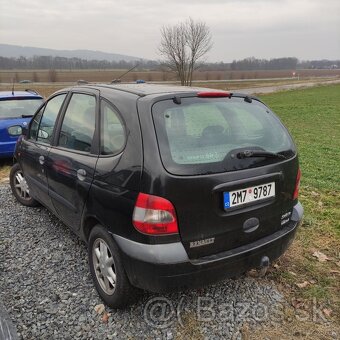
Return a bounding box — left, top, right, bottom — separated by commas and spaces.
10, 84, 303, 308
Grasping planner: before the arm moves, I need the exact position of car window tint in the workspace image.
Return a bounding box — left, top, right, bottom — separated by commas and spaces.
152, 97, 295, 175
29, 106, 44, 140
37, 94, 66, 144
164, 104, 230, 152
100, 100, 126, 155
58, 93, 96, 153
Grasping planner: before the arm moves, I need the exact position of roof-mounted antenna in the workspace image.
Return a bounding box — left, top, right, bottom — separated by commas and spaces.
12, 77, 15, 95
111, 64, 139, 84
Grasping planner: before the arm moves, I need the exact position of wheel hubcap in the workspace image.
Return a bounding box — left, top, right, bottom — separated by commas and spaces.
92, 238, 116, 295
14, 170, 31, 200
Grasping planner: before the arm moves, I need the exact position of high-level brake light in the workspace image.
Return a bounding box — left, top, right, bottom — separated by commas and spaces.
197, 91, 231, 98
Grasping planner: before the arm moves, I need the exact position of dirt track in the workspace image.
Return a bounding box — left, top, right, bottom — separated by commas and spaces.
232, 79, 340, 94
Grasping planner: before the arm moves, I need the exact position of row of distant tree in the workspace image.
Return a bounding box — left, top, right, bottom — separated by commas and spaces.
0, 56, 158, 70
0, 55, 338, 71
200, 57, 340, 71
230, 57, 339, 71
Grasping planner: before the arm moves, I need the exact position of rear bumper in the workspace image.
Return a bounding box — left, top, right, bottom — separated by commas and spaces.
114, 202, 303, 292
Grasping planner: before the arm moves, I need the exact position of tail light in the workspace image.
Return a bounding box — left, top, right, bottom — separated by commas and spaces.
293, 168, 301, 200
132, 193, 178, 235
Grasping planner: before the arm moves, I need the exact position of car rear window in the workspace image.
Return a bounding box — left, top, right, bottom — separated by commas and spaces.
152, 96, 296, 175
0, 98, 43, 119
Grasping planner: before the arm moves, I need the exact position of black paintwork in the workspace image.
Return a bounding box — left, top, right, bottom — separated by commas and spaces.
14, 83, 303, 292
120, 213, 300, 292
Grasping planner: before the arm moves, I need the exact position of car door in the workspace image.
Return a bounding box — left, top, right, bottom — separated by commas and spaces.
19, 93, 67, 210
46, 90, 99, 231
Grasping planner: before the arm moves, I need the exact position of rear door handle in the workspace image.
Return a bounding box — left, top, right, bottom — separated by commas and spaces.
77, 169, 87, 181
39, 155, 45, 165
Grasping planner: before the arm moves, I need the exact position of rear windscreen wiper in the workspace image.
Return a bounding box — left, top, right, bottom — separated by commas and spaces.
237, 150, 287, 159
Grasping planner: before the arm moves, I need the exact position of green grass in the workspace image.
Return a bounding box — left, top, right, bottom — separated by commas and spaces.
260, 84, 340, 235
260, 84, 340, 192
259, 85, 340, 329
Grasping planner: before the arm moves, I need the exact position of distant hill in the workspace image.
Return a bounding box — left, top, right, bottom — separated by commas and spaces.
0, 44, 143, 62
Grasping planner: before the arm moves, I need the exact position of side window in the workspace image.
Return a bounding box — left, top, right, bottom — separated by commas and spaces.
58, 93, 96, 152
100, 100, 126, 155
37, 94, 66, 144
29, 107, 44, 140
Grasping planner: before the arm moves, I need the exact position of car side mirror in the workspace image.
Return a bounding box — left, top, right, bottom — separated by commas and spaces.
38, 129, 49, 139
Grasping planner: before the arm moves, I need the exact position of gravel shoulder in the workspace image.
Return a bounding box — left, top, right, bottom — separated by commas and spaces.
1, 184, 290, 339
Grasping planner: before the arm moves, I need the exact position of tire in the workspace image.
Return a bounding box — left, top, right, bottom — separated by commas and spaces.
88, 225, 139, 308
10, 163, 39, 207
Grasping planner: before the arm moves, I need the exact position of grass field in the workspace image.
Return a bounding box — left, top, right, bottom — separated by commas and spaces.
0, 84, 339, 337
254, 84, 340, 338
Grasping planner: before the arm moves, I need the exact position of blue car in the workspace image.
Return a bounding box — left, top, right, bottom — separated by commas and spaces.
0, 90, 44, 158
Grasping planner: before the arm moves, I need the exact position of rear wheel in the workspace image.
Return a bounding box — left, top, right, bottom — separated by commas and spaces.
88, 225, 138, 308
10, 163, 39, 207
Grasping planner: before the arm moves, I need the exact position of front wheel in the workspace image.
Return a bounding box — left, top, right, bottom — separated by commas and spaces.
88, 225, 139, 308
10, 163, 39, 207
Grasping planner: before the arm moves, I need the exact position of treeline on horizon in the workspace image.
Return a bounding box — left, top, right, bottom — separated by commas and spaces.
0, 55, 339, 71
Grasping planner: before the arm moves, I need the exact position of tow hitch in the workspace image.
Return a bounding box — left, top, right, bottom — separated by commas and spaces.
258, 256, 270, 277
246, 256, 271, 278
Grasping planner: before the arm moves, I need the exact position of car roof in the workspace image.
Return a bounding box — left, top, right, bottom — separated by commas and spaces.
54, 83, 261, 103
83, 83, 224, 97
93, 84, 264, 103
0, 91, 43, 99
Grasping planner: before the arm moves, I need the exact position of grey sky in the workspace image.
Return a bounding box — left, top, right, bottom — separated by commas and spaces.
0, 0, 339, 61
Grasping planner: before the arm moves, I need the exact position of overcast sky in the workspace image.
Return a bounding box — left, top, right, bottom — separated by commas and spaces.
0, 0, 339, 62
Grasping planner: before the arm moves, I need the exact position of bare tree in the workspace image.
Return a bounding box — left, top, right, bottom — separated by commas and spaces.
159, 18, 212, 86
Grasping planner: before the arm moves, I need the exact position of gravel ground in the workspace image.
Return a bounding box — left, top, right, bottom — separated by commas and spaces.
0, 300, 18, 340
0, 184, 289, 339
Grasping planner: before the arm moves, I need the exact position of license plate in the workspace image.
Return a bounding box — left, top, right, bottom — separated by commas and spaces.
224, 182, 275, 209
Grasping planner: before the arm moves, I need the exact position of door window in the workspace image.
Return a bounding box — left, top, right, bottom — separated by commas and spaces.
100, 100, 126, 155
35, 94, 66, 144
58, 93, 96, 152
29, 107, 44, 140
